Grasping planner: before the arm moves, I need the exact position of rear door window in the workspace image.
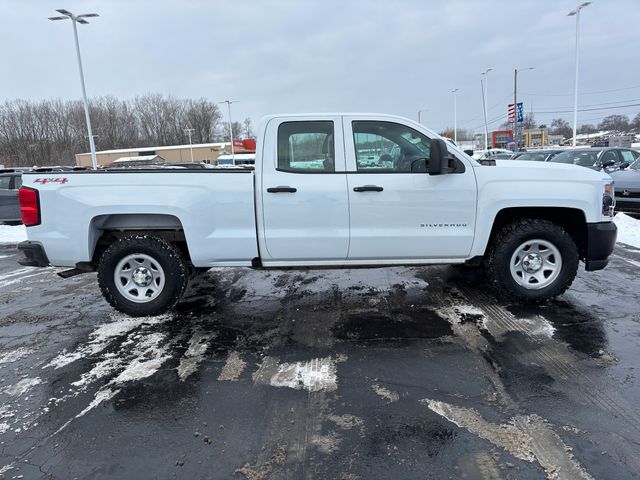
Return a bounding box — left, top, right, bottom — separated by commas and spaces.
0, 177, 10, 190
13, 176, 22, 189
277, 121, 335, 173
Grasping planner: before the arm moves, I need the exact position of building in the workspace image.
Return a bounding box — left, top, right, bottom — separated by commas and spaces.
75, 139, 256, 167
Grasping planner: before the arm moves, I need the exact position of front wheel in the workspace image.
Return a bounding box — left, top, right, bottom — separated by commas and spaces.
97, 236, 188, 317
485, 219, 579, 301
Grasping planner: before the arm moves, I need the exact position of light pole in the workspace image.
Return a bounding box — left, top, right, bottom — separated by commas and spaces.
481, 68, 493, 149
184, 128, 195, 163
218, 100, 238, 162
568, 2, 591, 147
513, 67, 534, 150
418, 109, 428, 125
451, 89, 459, 143
49, 9, 99, 170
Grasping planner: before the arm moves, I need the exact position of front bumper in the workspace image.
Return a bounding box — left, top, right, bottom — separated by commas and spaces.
17, 241, 50, 267
584, 221, 617, 271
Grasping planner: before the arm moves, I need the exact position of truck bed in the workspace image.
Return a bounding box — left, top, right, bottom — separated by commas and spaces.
21, 169, 259, 267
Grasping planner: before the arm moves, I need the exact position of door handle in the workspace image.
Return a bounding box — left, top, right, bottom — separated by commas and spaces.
267, 186, 297, 193
353, 185, 383, 192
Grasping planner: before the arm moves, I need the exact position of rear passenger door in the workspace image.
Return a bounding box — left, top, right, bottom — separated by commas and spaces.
259, 117, 350, 263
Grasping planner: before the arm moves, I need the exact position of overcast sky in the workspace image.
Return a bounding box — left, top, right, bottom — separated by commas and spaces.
2, 0, 639, 134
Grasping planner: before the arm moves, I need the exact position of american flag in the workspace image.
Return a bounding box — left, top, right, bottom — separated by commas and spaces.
508, 103, 515, 122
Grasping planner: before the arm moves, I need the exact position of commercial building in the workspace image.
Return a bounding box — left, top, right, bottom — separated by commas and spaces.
75, 139, 256, 167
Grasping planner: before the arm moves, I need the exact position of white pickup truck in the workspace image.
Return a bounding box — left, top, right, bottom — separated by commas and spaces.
17, 114, 617, 316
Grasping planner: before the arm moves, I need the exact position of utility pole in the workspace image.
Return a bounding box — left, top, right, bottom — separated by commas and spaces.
184, 128, 195, 163
568, 2, 591, 147
418, 109, 428, 125
451, 89, 459, 143
49, 9, 99, 169
218, 100, 238, 162
481, 68, 492, 149
513, 67, 534, 150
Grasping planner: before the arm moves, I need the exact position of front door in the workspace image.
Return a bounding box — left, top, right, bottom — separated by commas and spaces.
343, 117, 477, 261
260, 117, 350, 263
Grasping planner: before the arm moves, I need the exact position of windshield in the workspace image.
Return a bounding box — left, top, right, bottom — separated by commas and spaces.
549, 150, 599, 167
517, 152, 550, 162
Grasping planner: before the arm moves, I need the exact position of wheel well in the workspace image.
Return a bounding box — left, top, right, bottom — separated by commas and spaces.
90, 214, 192, 265
487, 207, 587, 259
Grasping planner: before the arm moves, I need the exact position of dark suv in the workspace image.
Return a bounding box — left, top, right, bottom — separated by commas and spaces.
0, 169, 24, 225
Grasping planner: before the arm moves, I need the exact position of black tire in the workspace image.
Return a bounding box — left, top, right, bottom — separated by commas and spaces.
484, 219, 579, 301
97, 235, 188, 317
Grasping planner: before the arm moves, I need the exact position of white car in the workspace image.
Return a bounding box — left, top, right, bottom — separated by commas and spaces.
17, 113, 617, 316
472, 148, 513, 160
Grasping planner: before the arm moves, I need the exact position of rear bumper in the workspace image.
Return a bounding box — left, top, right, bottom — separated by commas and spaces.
584, 221, 617, 272
17, 241, 50, 267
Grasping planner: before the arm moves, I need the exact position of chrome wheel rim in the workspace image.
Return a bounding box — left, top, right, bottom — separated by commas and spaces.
114, 253, 165, 303
510, 239, 562, 290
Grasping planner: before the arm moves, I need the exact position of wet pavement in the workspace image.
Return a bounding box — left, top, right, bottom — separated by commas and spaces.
0, 242, 639, 479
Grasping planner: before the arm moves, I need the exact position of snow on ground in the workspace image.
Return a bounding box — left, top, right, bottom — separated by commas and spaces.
614, 213, 640, 249
0, 224, 26, 244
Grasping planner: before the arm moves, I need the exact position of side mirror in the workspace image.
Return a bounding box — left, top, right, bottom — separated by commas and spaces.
429, 138, 449, 175
602, 159, 616, 168
619, 162, 630, 170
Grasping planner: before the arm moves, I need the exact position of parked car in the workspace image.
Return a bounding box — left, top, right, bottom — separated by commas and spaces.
472, 148, 512, 160
0, 169, 23, 225
17, 113, 616, 316
511, 149, 564, 162
609, 157, 640, 217
492, 153, 514, 160
548, 147, 638, 172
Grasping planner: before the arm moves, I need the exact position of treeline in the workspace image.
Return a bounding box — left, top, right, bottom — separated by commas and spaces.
0, 94, 252, 167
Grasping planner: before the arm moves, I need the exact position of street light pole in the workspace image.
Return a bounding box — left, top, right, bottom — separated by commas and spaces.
184, 128, 195, 163
451, 89, 459, 143
481, 68, 493, 149
49, 9, 99, 170
568, 2, 591, 147
513, 67, 534, 150
418, 109, 428, 125
218, 100, 238, 162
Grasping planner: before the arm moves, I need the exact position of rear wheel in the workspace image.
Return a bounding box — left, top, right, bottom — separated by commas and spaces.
485, 219, 579, 301
97, 236, 188, 317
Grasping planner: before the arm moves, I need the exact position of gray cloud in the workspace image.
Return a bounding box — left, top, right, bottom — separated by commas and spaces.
1, 0, 638, 133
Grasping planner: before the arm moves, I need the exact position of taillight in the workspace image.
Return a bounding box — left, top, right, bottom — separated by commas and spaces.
19, 187, 41, 226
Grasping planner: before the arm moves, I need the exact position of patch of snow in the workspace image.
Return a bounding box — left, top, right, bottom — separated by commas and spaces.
1, 377, 42, 397
217, 350, 246, 382
615, 213, 640, 248
0, 422, 9, 434
45, 313, 170, 369
177, 330, 214, 381
112, 332, 170, 383
253, 356, 341, 392
0, 347, 33, 365
0, 224, 26, 244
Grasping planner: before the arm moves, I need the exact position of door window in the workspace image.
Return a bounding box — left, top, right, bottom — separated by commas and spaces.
600, 150, 620, 165
277, 121, 335, 173
13, 176, 22, 189
352, 121, 431, 173
0, 177, 10, 190
620, 150, 637, 163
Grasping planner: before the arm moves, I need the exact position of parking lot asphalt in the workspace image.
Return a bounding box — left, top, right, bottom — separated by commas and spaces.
0, 242, 639, 480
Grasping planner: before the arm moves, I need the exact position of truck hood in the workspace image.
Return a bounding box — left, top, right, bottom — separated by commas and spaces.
478, 159, 612, 183
608, 169, 640, 191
